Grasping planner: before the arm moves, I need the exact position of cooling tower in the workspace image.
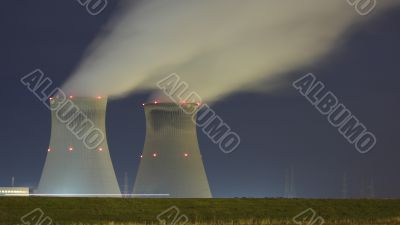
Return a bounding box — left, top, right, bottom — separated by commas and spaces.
133, 102, 212, 198
36, 97, 121, 196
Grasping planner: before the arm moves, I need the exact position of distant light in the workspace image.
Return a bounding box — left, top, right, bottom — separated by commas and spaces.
184, 153, 189, 157
48, 148, 52, 152
142, 103, 145, 106
152, 153, 158, 158
69, 96, 74, 99
196, 102, 201, 106
98, 147, 103, 152
140, 155, 143, 158
68, 146, 74, 151
96, 96, 102, 100
154, 100, 158, 104
49, 97, 53, 100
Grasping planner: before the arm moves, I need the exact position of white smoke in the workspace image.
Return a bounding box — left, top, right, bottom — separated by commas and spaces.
62, 0, 398, 101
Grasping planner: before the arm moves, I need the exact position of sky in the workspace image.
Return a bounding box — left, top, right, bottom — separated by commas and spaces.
0, 1, 399, 198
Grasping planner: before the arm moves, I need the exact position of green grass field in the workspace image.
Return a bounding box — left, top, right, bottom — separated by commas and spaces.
0, 197, 399, 225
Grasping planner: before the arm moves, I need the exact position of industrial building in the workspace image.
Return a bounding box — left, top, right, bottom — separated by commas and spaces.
0, 187, 29, 196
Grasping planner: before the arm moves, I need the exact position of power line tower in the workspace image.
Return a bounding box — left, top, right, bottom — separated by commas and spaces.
342, 173, 348, 199
284, 169, 290, 198
290, 166, 296, 198
368, 178, 375, 199
284, 166, 296, 198
124, 172, 129, 198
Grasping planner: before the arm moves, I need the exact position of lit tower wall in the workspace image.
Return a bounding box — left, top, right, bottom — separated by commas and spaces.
133, 103, 212, 198
36, 97, 121, 196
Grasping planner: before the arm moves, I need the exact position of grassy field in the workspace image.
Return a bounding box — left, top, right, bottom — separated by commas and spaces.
0, 197, 399, 225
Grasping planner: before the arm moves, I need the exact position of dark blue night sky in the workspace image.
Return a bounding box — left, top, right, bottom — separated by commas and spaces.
0, 1, 399, 198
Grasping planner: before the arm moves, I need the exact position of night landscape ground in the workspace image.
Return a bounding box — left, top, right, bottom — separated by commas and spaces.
0, 198, 399, 225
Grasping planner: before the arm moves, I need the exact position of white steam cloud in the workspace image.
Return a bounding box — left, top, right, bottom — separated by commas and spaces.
62, 0, 398, 101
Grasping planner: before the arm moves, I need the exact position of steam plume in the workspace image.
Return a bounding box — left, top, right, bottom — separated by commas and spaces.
62, 0, 398, 101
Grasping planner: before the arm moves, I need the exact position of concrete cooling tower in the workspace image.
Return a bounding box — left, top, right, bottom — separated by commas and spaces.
36, 97, 121, 196
133, 102, 212, 198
